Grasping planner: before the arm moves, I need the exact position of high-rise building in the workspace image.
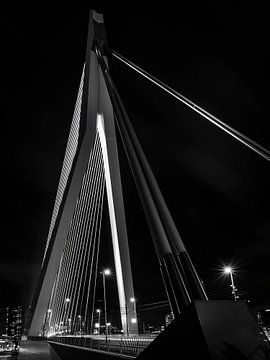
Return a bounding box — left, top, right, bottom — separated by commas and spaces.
5, 306, 24, 340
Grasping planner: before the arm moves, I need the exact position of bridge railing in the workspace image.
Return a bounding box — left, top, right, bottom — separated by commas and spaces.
48, 335, 153, 357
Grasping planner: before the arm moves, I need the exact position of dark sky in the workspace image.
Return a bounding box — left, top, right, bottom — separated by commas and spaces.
1, 3, 270, 320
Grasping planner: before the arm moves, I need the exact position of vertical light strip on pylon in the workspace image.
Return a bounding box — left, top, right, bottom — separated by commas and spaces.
96, 113, 127, 331
42, 66, 85, 268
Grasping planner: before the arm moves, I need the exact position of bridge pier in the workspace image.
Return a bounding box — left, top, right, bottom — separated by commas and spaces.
137, 300, 270, 359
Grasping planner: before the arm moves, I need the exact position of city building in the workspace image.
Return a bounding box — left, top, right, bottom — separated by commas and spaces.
5, 306, 24, 340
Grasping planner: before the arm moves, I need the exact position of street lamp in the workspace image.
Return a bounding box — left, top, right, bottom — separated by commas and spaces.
96, 309, 101, 335
224, 266, 239, 301
64, 298, 71, 332
94, 323, 100, 334
47, 309, 52, 332
102, 269, 111, 342
130, 297, 135, 306
130, 297, 137, 318
130, 297, 137, 330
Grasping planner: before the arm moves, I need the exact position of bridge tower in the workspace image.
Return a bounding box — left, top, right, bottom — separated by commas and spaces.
26, 10, 137, 337
21, 10, 270, 360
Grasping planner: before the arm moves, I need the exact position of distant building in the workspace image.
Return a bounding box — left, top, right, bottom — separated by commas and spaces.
257, 307, 270, 341
0, 308, 6, 336
5, 306, 24, 340
165, 312, 174, 327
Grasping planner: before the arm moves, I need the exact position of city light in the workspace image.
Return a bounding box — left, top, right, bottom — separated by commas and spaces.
223, 265, 239, 301
224, 266, 233, 274
101, 268, 111, 340
95, 323, 100, 328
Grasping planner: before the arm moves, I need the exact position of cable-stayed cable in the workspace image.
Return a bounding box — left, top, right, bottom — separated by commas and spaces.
106, 47, 270, 162
42, 66, 85, 267
72, 142, 104, 323
69, 136, 102, 324
78, 139, 105, 326
50, 135, 99, 332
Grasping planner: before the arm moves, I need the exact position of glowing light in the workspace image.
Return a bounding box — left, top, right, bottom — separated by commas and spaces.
65, 298, 71, 303
96, 309, 101, 313
106, 322, 111, 326
130, 297, 135, 303
95, 323, 100, 328
104, 269, 111, 276
131, 318, 137, 324
97, 113, 126, 329
224, 266, 232, 274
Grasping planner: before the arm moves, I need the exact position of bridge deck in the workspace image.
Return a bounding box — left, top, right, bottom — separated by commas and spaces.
48, 335, 154, 358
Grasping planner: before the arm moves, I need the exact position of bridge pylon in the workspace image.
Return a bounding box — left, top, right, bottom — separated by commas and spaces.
24, 10, 137, 339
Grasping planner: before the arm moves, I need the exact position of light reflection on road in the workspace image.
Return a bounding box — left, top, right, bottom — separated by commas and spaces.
18, 341, 50, 360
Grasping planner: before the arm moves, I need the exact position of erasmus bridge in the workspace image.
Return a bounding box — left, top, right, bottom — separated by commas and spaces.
18, 10, 270, 360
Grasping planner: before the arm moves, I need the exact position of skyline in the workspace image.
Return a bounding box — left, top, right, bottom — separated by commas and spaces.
1, 4, 270, 317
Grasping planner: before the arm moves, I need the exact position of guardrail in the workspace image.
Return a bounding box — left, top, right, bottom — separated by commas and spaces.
48, 335, 153, 357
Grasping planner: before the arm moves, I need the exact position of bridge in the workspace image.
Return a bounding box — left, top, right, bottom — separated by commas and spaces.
18, 10, 270, 360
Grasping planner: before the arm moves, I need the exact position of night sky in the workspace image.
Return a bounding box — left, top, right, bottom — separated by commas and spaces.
1, 3, 270, 322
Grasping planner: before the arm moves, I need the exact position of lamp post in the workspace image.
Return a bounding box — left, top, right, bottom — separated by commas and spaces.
125, 297, 137, 336
224, 266, 239, 301
64, 298, 71, 333
96, 309, 101, 335
47, 309, 52, 336
60, 321, 63, 334
102, 269, 111, 342
130, 297, 137, 325
68, 318, 71, 334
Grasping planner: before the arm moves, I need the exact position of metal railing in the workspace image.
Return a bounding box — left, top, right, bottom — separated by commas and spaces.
48, 335, 153, 357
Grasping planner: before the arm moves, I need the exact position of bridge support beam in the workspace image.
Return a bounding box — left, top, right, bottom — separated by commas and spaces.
96, 46, 194, 316
137, 300, 269, 359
